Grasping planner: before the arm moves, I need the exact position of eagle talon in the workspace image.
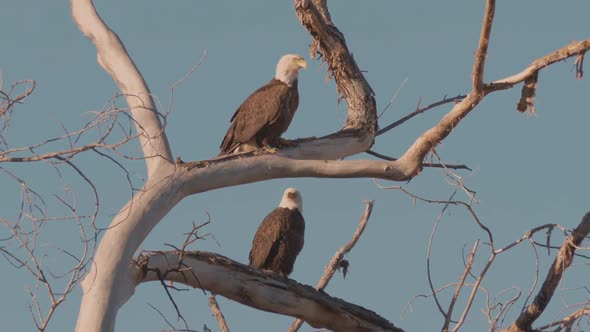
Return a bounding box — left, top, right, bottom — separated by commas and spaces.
275, 138, 297, 148
262, 146, 278, 154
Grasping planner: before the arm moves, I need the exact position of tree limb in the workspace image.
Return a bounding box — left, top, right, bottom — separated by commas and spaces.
294, 0, 377, 130
178, 153, 415, 193
133, 251, 403, 332
395, 40, 590, 180
504, 212, 590, 332
534, 306, 590, 331
472, 0, 496, 92
208, 294, 230, 332
487, 40, 590, 92
71, 0, 173, 176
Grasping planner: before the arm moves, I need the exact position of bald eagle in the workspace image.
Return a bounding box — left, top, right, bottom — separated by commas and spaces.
219, 54, 307, 155
249, 188, 305, 277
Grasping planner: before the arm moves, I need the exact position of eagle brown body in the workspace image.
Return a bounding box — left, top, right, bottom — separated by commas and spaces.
220, 79, 299, 154
249, 188, 305, 276
219, 54, 307, 155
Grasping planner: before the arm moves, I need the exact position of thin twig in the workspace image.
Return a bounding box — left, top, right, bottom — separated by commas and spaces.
535, 306, 590, 331
378, 78, 408, 118
167, 50, 208, 119
452, 255, 495, 332
426, 194, 457, 319
442, 240, 479, 331
377, 94, 465, 136
366, 150, 472, 171
402, 283, 471, 319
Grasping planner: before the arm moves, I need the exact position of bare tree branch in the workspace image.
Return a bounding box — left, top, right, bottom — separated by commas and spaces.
208, 294, 230, 332
0, 79, 36, 116
289, 201, 375, 332
376, 94, 465, 137
179, 153, 415, 187
487, 40, 590, 91
70, 0, 173, 175
504, 212, 590, 332
535, 306, 590, 331
395, 38, 590, 195
442, 240, 479, 332
295, 0, 377, 130
472, 0, 496, 92
365, 150, 472, 171
133, 251, 403, 332
0, 155, 95, 331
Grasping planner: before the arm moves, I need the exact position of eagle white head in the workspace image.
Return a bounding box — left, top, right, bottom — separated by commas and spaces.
278, 187, 303, 212
275, 54, 307, 87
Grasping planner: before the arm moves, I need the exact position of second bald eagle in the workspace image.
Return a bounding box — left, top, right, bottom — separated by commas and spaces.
249, 188, 305, 276
219, 54, 307, 155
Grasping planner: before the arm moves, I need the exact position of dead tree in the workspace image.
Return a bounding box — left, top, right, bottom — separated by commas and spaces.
2, 0, 589, 331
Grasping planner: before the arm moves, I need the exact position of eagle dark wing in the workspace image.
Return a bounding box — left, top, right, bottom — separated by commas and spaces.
220, 79, 293, 154
249, 208, 282, 269
249, 207, 305, 276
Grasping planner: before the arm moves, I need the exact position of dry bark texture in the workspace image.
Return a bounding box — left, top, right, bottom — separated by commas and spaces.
135, 251, 403, 332
295, 0, 377, 130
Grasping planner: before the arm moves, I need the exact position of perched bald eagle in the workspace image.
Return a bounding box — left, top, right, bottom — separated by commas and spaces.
249, 188, 305, 277
219, 54, 307, 155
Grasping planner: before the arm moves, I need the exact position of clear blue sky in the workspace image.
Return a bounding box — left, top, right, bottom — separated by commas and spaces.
2, 1, 590, 331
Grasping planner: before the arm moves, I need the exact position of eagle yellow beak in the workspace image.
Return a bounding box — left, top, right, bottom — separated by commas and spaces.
298, 58, 308, 70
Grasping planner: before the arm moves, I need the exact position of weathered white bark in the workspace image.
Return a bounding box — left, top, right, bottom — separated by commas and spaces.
180, 153, 416, 195
133, 251, 404, 332
71, 0, 175, 330
70, 0, 173, 177
75, 176, 182, 332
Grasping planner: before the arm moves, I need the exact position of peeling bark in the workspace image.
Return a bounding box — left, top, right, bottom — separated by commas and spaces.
295, 0, 377, 130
